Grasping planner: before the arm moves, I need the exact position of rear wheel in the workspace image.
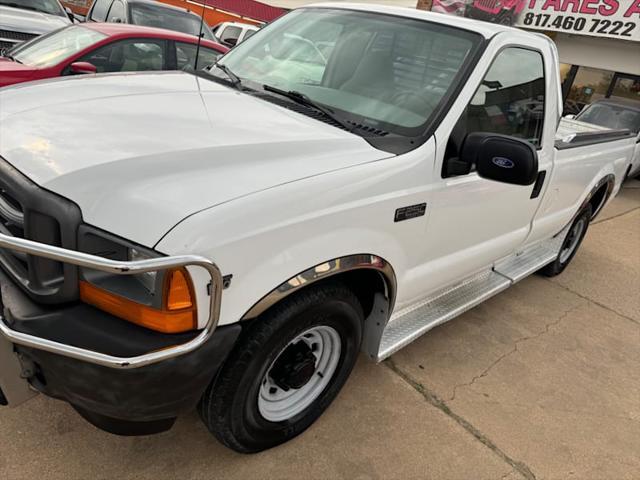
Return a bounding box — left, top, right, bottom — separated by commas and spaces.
541, 204, 592, 277
199, 283, 363, 453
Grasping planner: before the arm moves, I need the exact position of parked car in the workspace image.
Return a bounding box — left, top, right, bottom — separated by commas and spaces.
86, 0, 216, 41
466, 0, 527, 25
212, 21, 259, 47
0, 0, 72, 52
571, 98, 640, 178
0, 23, 227, 87
0, 5, 636, 454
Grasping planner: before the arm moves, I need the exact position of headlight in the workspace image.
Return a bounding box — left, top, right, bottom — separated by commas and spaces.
77, 225, 197, 333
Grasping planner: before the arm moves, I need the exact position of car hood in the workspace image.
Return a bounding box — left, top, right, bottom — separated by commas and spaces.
0, 72, 391, 247
0, 5, 70, 35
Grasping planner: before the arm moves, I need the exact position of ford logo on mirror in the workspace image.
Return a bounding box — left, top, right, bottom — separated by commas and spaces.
492, 157, 515, 169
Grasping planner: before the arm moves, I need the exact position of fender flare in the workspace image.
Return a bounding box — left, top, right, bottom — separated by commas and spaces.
580, 174, 615, 221
240, 254, 397, 321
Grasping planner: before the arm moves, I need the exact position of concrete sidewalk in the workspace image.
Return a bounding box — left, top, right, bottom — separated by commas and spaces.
1, 181, 638, 480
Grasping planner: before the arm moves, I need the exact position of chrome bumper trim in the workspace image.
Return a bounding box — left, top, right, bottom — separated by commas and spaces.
0, 232, 222, 369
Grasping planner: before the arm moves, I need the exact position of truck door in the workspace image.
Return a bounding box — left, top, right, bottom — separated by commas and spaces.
421, 43, 555, 291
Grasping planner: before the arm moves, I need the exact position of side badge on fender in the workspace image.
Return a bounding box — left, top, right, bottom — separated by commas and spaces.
394, 203, 427, 222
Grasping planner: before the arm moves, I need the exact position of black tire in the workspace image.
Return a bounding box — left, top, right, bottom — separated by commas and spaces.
540, 204, 592, 277
199, 282, 364, 453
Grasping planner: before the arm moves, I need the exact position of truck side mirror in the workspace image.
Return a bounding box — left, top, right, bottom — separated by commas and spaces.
460, 132, 538, 186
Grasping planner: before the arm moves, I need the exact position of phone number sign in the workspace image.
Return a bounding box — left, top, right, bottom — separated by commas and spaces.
515, 0, 640, 41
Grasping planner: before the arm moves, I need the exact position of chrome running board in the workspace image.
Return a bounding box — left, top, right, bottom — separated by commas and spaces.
373, 229, 567, 362
494, 228, 566, 282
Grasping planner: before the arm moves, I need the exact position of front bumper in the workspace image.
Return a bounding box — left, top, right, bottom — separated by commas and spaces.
0, 232, 239, 435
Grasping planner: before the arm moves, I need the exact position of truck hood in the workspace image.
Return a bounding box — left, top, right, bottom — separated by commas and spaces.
0, 72, 391, 247
0, 5, 70, 35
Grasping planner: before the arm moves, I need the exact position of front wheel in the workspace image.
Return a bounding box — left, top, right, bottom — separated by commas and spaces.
199, 283, 363, 453
540, 204, 592, 277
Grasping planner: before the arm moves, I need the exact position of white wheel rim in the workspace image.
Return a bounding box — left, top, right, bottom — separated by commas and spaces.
559, 218, 586, 264
258, 326, 341, 422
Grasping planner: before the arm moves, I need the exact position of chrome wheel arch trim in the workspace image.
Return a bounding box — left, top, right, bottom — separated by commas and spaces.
241, 254, 397, 321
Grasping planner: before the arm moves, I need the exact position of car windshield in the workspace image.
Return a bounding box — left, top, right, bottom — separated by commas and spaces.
130, 3, 215, 41
12, 25, 106, 67
0, 0, 65, 16
577, 103, 640, 134
213, 8, 481, 137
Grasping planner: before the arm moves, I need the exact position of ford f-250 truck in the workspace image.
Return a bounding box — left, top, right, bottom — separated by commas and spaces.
0, 4, 636, 453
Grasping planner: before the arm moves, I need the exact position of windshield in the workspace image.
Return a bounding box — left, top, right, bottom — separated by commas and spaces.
0, 0, 65, 16
12, 25, 106, 67
130, 4, 215, 41
577, 102, 640, 134
214, 8, 481, 138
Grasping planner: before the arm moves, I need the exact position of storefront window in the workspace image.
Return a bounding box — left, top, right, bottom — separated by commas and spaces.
564, 66, 613, 115
610, 77, 640, 102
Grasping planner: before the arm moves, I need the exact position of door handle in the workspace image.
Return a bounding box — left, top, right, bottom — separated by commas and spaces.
530, 170, 546, 199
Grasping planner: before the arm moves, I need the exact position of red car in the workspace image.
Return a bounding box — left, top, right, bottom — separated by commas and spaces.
0, 22, 228, 88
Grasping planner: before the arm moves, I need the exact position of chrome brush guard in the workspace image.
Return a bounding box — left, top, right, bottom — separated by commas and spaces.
0, 232, 222, 369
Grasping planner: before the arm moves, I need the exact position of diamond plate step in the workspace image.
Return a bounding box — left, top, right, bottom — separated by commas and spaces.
376, 270, 510, 361
374, 228, 568, 362
494, 227, 567, 283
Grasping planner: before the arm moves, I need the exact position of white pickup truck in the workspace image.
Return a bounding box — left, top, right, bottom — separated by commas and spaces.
0, 3, 636, 452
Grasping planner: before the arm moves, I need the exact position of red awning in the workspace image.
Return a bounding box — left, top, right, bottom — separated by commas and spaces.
199, 0, 286, 23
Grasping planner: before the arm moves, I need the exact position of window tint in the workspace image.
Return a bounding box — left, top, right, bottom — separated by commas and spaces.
451, 47, 546, 157
90, 0, 112, 21
106, 0, 125, 22
175, 42, 222, 71
220, 26, 242, 45
129, 4, 215, 40
78, 40, 166, 73
218, 9, 479, 136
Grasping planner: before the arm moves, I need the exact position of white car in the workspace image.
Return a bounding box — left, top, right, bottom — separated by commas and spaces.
0, 0, 71, 52
0, 4, 636, 453
212, 21, 259, 47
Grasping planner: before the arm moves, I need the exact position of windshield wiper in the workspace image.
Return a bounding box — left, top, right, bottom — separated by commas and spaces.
262, 84, 353, 133
3, 53, 22, 64
211, 62, 242, 90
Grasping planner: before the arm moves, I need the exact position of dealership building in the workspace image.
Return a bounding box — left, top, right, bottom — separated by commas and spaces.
427, 0, 640, 114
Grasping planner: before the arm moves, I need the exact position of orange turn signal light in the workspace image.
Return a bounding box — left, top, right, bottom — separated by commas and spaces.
79, 268, 197, 333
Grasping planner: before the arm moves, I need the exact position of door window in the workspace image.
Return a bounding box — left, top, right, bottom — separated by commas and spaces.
609, 76, 640, 102
446, 47, 546, 174
563, 66, 613, 115
90, 0, 113, 21
77, 40, 166, 73
106, 0, 126, 22
175, 42, 222, 71
219, 26, 242, 46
